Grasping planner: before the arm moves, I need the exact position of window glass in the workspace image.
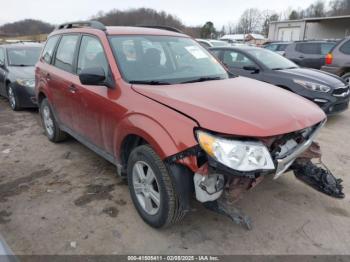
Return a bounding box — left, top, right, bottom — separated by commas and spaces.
321, 43, 336, 55
246, 48, 297, 70
109, 35, 227, 84
54, 35, 79, 72
7, 48, 41, 66
265, 44, 277, 51
296, 43, 321, 54
0, 48, 4, 64
222, 50, 256, 68
42, 36, 59, 64
277, 44, 288, 51
340, 40, 350, 55
77, 36, 108, 75
210, 50, 221, 58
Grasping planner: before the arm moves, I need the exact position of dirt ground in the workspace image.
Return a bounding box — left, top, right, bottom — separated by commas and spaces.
0, 96, 349, 255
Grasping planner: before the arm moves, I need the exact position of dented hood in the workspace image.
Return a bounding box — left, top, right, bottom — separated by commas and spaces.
132, 77, 326, 137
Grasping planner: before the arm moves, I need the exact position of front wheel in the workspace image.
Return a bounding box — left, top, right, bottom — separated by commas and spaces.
342, 72, 350, 85
7, 84, 21, 111
127, 145, 186, 228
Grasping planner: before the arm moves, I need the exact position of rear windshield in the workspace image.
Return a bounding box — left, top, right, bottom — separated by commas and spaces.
247, 48, 297, 70
7, 47, 41, 66
109, 35, 228, 84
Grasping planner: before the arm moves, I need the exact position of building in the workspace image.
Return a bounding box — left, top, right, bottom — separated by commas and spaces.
220, 33, 266, 45
268, 15, 350, 41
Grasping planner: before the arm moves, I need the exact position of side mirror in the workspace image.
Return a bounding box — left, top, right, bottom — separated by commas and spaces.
243, 65, 259, 73
79, 67, 106, 86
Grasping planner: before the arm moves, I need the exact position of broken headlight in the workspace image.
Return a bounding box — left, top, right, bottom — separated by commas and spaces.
293, 79, 330, 93
196, 130, 275, 172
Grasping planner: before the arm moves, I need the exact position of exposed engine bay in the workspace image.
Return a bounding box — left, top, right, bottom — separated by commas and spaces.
180, 121, 345, 230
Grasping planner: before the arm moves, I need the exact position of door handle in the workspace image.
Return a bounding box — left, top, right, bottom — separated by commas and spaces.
68, 84, 78, 94
46, 73, 51, 81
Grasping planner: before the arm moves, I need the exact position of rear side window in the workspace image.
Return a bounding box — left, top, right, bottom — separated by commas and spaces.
296, 43, 321, 54
42, 36, 59, 64
54, 35, 79, 73
222, 50, 256, 68
277, 44, 288, 51
77, 36, 108, 75
265, 44, 277, 51
340, 40, 350, 55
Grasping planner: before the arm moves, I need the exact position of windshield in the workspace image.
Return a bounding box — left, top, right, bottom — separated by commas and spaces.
109, 35, 228, 84
246, 48, 297, 70
7, 47, 41, 66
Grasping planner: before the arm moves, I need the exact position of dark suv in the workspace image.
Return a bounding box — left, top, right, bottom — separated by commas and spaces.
284, 40, 337, 69
321, 37, 350, 84
35, 21, 342, 229
0, 43, 42, 110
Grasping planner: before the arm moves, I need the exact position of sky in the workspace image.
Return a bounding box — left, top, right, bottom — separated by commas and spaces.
1, 0, 320, 28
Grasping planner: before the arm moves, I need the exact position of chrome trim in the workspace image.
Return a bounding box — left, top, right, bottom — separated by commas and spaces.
273, 120, 326, 179
333, 89, 350, 97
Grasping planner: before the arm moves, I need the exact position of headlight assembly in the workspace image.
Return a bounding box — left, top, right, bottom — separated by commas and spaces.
16, 79, 35, 88
196, 130, 275, 172
293, 79, 330, 93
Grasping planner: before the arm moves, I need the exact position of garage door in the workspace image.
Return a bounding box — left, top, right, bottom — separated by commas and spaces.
277, 27, 301, 41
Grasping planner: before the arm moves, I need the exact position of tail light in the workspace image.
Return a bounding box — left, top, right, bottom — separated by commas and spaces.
325, 53, 333, 65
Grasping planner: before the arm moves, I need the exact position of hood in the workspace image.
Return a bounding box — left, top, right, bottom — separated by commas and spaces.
278, 68, 346, 88
8, 66, 35, 79
132, 77, 326, 137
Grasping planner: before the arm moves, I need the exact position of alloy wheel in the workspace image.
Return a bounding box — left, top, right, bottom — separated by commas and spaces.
132, 161, 161, 215
42, 105, 54, 137
8, 87, 16, 110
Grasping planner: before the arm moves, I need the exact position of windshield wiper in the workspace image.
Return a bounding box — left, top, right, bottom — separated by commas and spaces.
181, 76, 222, 84
272, 66, 298, 70
129, 80, 171, 85
11, 64, 32, 67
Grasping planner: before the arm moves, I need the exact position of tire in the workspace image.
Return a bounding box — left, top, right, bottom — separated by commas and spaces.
7, 84, 21, 111
127, 145, 186, 228
40, 98, 67, 142
342, 72, 350, 85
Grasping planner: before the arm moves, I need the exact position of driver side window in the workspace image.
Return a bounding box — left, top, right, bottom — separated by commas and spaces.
223, 50, 256, 69
77, 36, 108, 75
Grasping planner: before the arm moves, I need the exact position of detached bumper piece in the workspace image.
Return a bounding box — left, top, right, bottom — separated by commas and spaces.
292, 160, 345, 199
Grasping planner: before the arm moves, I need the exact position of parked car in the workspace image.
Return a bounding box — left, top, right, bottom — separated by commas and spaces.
0, 42, 42, 110
196, 39, 229, 48
210, 46, 349, 115
35, 21, 343, 229
284, 40, 337, 69
263, 41, 291, 56
321, 37, 350, 84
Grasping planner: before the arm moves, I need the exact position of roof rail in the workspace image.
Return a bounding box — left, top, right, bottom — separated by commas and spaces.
137, 25, 183, 33
55, 20, 106, 31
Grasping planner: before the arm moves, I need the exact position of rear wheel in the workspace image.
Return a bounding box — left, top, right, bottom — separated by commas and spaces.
127, 145, 185, 228
7, 84, 21, 111
40, 98, 67, 142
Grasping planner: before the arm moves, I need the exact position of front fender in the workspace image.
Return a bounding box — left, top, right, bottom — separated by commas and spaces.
115, 111, 199, 170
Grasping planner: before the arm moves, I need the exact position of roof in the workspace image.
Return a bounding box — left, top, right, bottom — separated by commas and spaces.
270, 14, 350, 24
50, 26, 188, 38
220, 33, 265, 41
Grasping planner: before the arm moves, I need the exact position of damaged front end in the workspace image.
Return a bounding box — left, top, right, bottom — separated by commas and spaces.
168, 120, 344, 230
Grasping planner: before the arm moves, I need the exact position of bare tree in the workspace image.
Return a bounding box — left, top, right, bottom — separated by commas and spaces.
261, 10, 279, 37
237, 8, 263, 34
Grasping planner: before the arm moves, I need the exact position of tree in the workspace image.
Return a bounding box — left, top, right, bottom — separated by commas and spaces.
289, 10, 300, 20
261, 10, 279, 37
200, 21, 216, 39
329, 0, 350, 15
0, 19, 54, 36
237, 8, 262, 34
305, 0, 326, 17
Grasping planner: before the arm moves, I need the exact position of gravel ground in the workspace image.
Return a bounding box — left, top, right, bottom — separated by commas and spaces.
0, 96, 349, 255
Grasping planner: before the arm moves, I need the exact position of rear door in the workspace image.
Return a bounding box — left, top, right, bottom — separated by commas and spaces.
50, 34, 80, 130
293, 42, 334, 69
